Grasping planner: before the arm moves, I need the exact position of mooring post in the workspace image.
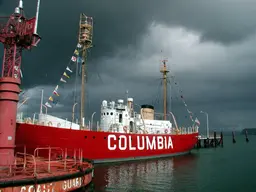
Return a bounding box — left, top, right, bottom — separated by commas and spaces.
214, 131, 217, 147
220, 132, 223, 147
245, 129, 249, 143
206, 138, 210, 148
196, 139, 201, 149
232, 131, 236, 144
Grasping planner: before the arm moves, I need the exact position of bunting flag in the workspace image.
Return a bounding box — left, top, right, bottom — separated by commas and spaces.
66, 67, 73, 73
187, 109, 193, 114
77, 56, 83, 63
53, 85, 59, 96
53, 90, 59, 96
195, 117, 200, 126
49, 96, 53, 101
54, 85, 59, 91
63, 72, 70, 78
171, 75, 196, 123
77, 56, 84, 76
44, 43, 83, 108
71, 56, 77, 62
60, 78, 67, 83
77, 43, 82, 48
45, 102, 52, 108
74, 49, 79, 55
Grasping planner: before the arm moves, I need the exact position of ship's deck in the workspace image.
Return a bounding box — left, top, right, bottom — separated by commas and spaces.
0, 147, 93, 182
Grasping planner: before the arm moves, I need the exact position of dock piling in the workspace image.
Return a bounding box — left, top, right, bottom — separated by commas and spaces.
214, 131, 217, 147
232, 131, 236, 144
219, 132, 223, 147
195, 132, 223, 149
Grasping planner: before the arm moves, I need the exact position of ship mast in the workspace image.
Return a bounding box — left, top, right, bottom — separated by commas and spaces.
78, 13, 93, 129
0, 0, 41, 166
160, 59, 169, 120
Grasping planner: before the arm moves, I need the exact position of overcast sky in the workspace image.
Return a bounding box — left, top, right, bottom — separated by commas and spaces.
1, 0, 256, 132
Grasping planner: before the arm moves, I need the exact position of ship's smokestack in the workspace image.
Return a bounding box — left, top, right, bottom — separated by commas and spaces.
140, 104, 155, 120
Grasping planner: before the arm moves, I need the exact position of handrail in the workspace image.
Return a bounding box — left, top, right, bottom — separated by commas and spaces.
0, 146, 90, 179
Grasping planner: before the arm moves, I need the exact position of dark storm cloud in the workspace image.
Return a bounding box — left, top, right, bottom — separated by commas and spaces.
153, 0, 256, 45
2, 1, 256, 130
2, 0, 256, 87
2, 0, 157, 86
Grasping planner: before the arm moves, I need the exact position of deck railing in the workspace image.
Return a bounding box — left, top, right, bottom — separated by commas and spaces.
0, 146, 88, 179
171, 126, 199, 135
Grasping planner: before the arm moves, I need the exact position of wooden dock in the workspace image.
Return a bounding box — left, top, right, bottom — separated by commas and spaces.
195, 132, 223, 148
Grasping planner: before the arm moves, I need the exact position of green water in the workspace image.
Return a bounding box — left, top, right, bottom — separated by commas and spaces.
88, 135, 256, 192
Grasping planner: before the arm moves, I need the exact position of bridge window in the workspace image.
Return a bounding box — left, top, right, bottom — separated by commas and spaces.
110, 112, 113, 115
119, 114, 122, 123
107, 112, 109, 115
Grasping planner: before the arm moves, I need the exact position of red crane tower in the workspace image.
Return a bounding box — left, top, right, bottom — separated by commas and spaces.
0, 0, 41, 166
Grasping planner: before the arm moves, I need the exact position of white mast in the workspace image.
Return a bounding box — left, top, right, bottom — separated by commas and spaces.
40, 89, 44, 114
34, 0, 41, 34
18, 0, 23, 9
126, 90, 129, 104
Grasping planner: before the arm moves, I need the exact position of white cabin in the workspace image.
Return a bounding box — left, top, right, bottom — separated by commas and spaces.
16, 97, 198, 134
17, 112, 81, 130
100, 98, 173, 134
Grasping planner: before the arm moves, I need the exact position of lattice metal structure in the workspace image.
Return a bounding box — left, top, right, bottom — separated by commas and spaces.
0, 0, 41, 166
0, 1, 40, 79
78, 14, 93, 48
78, 14, 93, 128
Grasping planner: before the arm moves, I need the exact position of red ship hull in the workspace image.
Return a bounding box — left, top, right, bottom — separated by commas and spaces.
15, 123, 198, 163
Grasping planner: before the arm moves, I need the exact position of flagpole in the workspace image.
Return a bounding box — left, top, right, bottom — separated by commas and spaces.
40, 89, 44, 114
78, 14, 93, 129
160, 59, 169, 120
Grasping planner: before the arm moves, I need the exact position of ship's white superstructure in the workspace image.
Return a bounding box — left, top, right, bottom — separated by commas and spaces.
100, 97, 173, 134
16, 112, 81, 130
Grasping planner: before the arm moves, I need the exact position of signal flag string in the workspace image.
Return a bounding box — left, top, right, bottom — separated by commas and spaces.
169, 75, 200, 126
44, 43, 84, 108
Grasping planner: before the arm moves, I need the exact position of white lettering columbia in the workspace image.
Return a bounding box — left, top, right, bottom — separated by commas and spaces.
107, 134, 173, 151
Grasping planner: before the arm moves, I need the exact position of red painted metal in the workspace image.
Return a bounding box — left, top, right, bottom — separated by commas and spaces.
0, 146, 93, 192
15, 123, 198, 162
0, 78, 20, 165
0, 3, 40, 166
1, 175, 92, 192
0, 2, 93, 191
